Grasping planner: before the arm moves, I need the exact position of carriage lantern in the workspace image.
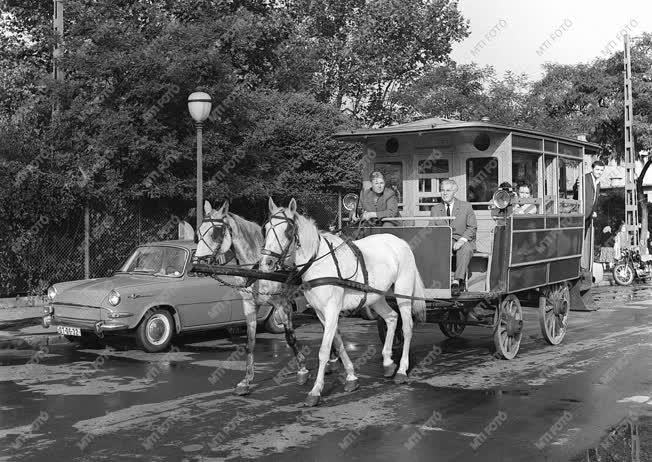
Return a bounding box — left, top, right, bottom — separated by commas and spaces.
188, 92, 212, 233
492, 188, 515, 210
342, 193, 359, 211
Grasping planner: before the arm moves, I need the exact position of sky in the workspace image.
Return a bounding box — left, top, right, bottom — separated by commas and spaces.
450, 0, 652, 79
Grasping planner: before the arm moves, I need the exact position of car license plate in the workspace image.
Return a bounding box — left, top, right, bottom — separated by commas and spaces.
57, 326, 81, 336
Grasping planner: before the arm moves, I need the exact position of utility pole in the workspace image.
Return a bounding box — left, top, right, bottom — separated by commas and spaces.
623, 34, 640, 251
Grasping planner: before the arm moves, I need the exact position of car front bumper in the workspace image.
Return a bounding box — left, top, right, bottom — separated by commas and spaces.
42, 315, 130, 335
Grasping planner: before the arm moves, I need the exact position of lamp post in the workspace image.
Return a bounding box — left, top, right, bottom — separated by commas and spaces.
187, 92, 212, 233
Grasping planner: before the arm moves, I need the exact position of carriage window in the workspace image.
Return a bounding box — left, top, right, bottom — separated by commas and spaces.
418, 179, 441, 211
373, 161, 403, 203
466, 157, 499, 203
512, 151, 540, 196
416, 154, 450, 213
559, 143, 582, 157
513, 135, 543, 151
544, 156, 557, 214
512, 151, 541, 213
559, 158, 581, 214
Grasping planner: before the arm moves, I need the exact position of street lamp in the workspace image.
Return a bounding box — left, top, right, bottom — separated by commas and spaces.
187, 92, 212, 234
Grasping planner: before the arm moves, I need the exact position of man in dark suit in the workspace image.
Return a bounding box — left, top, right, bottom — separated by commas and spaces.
583, 161, 605, 224
574, 161, 605, 272
431, 179, 477, 297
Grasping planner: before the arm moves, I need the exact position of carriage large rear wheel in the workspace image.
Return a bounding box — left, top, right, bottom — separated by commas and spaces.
376, 316, 404, 350
492, 295, 523, 360
438, 310, 466, 338
539, 283, 569, 345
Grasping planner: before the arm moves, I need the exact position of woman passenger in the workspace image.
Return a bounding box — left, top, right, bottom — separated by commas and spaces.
513, 183, 537, 214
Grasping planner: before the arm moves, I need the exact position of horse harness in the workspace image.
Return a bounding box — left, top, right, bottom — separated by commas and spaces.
262, 211, 370, 312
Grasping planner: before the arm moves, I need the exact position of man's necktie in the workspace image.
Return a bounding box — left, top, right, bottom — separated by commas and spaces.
446, 203, 451, 217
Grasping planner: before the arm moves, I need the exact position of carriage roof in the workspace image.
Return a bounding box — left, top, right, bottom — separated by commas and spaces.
333, 117, 602, 152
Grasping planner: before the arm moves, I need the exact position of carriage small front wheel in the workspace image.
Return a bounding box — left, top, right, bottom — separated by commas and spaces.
539, 283, 569, 345
438, 310, 467, 338
492, 295, 523, 360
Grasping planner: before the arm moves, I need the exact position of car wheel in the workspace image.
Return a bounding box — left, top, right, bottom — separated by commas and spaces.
136, 309, 175, 352
265, 306, 287, 334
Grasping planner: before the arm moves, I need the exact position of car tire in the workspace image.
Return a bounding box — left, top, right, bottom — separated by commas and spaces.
264, 307, 286, 334
135, 309, 175, 353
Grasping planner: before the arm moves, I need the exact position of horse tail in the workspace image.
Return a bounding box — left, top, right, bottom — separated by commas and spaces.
412, 268, 427, 323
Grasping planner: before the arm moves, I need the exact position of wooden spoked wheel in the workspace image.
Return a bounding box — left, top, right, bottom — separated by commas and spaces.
538, 283, 569, 345
438, 310, 466, 338
492, 294, 523, 360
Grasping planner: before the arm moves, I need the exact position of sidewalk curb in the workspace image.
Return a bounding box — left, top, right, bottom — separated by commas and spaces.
0, 334, 70, 350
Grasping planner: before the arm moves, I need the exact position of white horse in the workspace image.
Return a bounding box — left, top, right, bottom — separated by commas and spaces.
259, 198, 426, 406
193, 200, 309, 395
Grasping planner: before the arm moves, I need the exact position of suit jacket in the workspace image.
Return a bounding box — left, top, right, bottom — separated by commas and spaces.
431, 199, 477, 249
357, 187, 399, 219
583, 172, 600, 221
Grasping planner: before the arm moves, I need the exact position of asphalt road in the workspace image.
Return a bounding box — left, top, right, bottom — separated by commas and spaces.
1, 285, 651, 462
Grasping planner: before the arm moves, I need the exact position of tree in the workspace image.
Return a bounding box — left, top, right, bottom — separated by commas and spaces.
273, 0, 470, 125
393, 62, 530, 125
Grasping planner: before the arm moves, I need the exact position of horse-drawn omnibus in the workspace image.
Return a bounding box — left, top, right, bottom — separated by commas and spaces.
333, 117, 602, 359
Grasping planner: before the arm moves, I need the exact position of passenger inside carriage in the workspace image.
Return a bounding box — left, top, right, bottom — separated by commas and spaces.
513, 183, 538, 214
354, 171, 399, 226
430, 179, 477, 297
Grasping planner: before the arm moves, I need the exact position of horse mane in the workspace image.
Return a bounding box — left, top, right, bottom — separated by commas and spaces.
294, 212, 322, 259
226, 212, 263, 262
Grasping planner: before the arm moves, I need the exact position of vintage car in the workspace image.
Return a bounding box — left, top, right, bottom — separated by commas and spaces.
42, 240, 302, 352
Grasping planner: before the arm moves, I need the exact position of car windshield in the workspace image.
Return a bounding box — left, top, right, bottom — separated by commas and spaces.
118, 246, 188, 277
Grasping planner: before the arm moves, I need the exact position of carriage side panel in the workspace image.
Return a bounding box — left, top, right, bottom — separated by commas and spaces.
369, 226, 452, 298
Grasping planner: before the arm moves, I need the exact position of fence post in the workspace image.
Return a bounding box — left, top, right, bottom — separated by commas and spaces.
84, 203, 90, 279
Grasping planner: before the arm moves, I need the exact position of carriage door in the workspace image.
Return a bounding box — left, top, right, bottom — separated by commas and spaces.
414, 149, 452, 216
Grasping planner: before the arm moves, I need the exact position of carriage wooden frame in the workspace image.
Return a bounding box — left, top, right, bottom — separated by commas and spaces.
332, 118, 602, 359
192, 118, 602, 360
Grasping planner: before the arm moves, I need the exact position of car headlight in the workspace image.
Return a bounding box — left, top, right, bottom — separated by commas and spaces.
47, 286, 57, 301
108, 290, 121, 306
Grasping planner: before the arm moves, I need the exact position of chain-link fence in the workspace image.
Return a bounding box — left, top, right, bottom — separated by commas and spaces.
1, 193, 344, 297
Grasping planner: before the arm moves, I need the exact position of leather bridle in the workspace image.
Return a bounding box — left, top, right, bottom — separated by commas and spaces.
195, 217, 233, 263
261, 210, 301, 271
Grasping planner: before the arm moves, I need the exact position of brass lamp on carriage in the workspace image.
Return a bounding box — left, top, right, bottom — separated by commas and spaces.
492, 188, 516, 210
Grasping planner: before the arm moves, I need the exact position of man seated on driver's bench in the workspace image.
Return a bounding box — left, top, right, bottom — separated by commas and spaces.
431, 179, 477, 298
355, 171, 399, 225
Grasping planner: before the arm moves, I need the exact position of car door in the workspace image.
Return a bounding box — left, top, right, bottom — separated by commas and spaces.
173, 252, 240, 328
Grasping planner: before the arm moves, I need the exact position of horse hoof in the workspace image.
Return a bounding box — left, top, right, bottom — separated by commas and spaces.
304, 395, 321, 407
344, 379, 359, 393
297, 371, 309, 385
394, 373, 408, 385
383, 363, 397, 378
234, 384, 250, 396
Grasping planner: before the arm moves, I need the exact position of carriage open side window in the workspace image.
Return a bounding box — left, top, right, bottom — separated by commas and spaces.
512, 151, 542, 213
466, 157, 499, 209
544, 156, 557, 214
416, 153, 450, 213
558, 158, 581, 214
372, 160, 404, 211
